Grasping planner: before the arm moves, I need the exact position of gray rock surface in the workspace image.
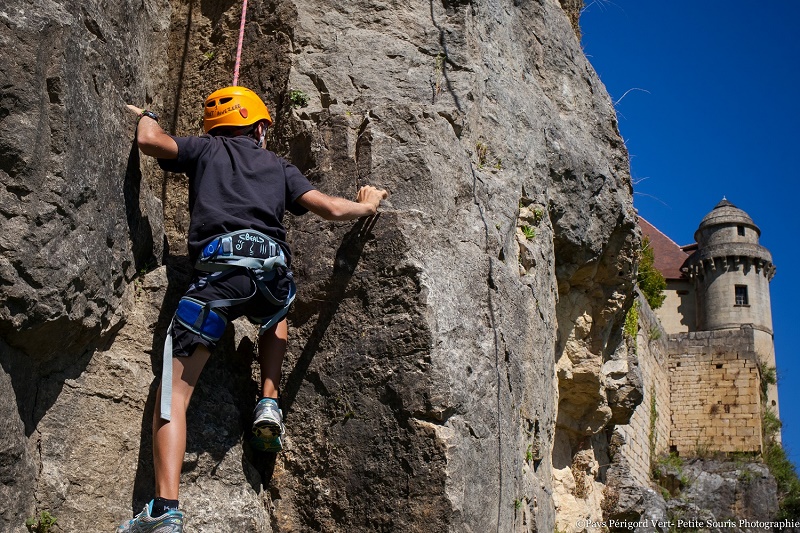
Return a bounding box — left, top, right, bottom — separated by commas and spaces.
679, 459, 779, 526
0, 0, 166, 356
607, 458, 781, 533
29, 266, 271, 532
0, 0, 640, 531
1, 1, 167, 531
0, 346, 36, 530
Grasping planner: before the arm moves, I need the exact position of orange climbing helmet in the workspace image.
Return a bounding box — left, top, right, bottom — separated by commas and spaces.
203, 86, 272, 133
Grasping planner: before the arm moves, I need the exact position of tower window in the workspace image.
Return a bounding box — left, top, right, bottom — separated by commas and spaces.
738, 225, 746, 236
735, 285, 749, 306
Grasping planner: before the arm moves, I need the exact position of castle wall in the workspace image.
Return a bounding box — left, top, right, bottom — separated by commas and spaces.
624, 206, 778, 493
668, 329, 762, 455
616, 295, 671, 487
657, 279, 695, 334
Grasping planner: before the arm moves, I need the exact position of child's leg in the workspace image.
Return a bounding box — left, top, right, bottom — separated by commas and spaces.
152, 344, 211, 500
258, 319, 287, 399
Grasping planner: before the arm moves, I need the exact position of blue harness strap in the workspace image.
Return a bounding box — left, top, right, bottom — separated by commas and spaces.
175, 296, 229, 339
159, 230, 296, 421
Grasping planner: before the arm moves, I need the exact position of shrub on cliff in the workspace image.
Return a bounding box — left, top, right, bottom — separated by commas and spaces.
638, 237, 666, 310
762, 408, 800, 518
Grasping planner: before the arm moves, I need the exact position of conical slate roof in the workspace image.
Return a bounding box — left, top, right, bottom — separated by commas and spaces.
696, 197, 760, 237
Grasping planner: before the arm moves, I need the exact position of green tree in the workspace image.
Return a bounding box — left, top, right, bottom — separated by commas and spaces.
638, 237, 666, 309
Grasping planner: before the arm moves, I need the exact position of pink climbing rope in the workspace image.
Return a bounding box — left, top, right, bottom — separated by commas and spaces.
232, 0, 248, 86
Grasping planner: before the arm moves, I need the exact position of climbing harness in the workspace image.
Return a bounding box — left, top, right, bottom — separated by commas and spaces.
197, 229, 286, 273
159, 230, 296, 421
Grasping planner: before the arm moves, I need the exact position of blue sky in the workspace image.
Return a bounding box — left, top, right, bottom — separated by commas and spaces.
580, 2, 800, 468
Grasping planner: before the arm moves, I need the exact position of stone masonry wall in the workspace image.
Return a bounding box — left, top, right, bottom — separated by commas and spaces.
616, 294, 670, 488
668, 329, 762, 455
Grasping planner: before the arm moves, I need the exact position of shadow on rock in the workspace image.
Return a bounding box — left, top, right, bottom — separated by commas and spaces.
257, 215, 379, 486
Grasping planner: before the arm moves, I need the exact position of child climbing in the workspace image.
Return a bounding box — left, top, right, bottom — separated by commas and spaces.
117, 86, 387, 532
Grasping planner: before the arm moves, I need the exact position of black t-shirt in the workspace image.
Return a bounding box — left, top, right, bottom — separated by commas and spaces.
157, 135, 315, 264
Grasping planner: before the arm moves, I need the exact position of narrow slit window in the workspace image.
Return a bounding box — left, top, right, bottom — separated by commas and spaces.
735, 285, 749, 306
738, 225, 746, 236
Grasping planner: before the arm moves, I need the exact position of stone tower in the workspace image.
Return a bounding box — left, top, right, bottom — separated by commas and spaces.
685, 198, 779, 416
687, 198, 776, 333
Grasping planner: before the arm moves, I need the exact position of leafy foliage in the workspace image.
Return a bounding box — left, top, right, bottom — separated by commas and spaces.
25, 511, 57, 533
758, 362, 777, 401
763, 409, 782, 439
288, 89, 309, 108
762, 408, 800, 518
638, 237, 666, 309
648, 385, 658, 467
624, 300, 639, 340
521, 225, 535, 240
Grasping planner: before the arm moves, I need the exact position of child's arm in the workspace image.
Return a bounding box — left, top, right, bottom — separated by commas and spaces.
297, 187, 388, 221
126, 104, 179, 159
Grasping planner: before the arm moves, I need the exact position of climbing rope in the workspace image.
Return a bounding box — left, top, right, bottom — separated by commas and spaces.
232, 0, 249, 86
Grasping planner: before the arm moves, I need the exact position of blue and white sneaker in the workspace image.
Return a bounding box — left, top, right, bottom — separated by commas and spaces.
250, 434, 284, 453
252, 398, 285, 440
251, 398, 284, 452
116, 501, 184, 533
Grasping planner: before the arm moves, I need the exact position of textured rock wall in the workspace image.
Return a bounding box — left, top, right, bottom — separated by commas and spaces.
0, 0, 637, 531
0, 0, 167, 353
0, 343, 35, 529
603, 295, 671, 526
272, 0, 636, 530
607, 458, 780, 531
1, 0, 168, 529
673, 460, 779, 527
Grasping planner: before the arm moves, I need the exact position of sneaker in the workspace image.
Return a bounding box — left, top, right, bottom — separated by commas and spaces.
250, 434, 284, 453
252, 398, 285, 441
116, 501, 185, 533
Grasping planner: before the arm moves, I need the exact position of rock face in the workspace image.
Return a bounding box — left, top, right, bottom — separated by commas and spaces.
609, 459, 781, 533
1, 0, 168, 528
0, 347, 36, 529
677, 460, 778, 525
0, 0, 638, 531
0, 0, 166, 356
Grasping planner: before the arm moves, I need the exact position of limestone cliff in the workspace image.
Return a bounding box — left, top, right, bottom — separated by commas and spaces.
0, 0, 637, 531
